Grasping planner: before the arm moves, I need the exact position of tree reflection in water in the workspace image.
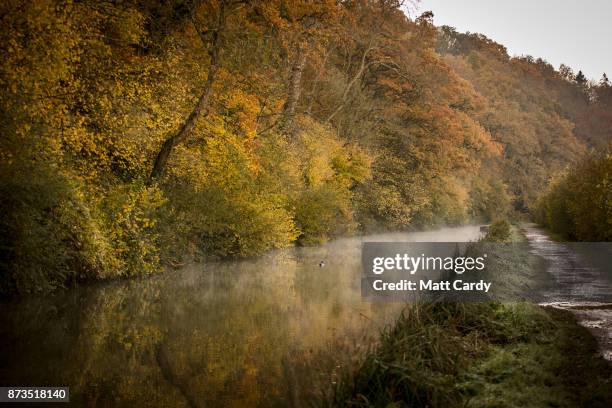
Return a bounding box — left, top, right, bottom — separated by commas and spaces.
0, 226, 482, 406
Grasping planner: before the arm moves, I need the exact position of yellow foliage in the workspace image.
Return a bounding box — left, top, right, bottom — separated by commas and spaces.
0, 0, 599, 296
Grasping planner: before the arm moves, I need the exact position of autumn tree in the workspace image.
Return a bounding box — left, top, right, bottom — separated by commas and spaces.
149, 0, 230, 180
2, 0, 608, 295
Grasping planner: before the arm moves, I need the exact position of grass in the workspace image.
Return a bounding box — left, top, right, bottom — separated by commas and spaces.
460, 306, 612, 408
465, 230, 553, 302
324, 224, 612, 407
326, 302, 612, 408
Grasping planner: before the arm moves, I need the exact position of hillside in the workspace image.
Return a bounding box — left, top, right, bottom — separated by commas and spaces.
438, 27, 611, 210
1, 0, 610, 294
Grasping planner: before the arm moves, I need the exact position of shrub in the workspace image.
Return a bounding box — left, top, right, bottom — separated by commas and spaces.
469, 177, 513, 222
97, 183, 166, 276
291, 118, 369, 244
177, 186, 298, 258
293, 185, 353, 245
536, 145, 612, 241
0, 161, 168, 296
484, 219, 512, 242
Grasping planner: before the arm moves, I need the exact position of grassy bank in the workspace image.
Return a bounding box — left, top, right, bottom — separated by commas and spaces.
326, 225, 612, 407
326, 302, 611, 407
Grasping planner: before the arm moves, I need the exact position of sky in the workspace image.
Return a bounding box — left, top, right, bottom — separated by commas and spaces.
416, 0, 612, 81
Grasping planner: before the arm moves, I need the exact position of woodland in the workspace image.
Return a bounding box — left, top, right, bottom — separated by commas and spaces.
1, 0, 611, 295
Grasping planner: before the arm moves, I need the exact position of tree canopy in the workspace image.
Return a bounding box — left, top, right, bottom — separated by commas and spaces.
1, 1, 609, 295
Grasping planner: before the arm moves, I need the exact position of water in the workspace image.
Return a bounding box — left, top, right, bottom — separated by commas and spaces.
522, 225, 612, 361
0, 226, 483, 407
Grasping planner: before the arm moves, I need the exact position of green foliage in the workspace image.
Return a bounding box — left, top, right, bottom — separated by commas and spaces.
290, 118, 367, 244
327, 302, 560, 408
355, 181, 414, 231
0, 163, 165, 295
293, 185, 353, 245
535, 179, 575, 236
469, 177, 512, 222
1, 165, 88, 294
536, 146, 612, 241
484, 220, 512, 242
97, 183, 166, 276
168, 185, 299, 258
161, 128, 301, 258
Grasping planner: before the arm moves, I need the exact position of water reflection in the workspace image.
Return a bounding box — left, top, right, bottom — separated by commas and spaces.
0, 226, 482, 407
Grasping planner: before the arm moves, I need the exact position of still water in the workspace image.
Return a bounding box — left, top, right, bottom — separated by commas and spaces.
0, 226, 483, 407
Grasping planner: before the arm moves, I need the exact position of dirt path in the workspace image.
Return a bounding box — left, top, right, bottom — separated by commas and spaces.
522, 224, 612, 362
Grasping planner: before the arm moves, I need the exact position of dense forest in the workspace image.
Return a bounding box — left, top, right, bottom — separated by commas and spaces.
1, 0, 610, 295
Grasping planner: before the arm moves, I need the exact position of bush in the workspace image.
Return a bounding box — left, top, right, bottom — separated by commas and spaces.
354, 181, 413, 232
536, 145, 612, 241
0, 161, 168, 296
293, 185, 353, 245
171, 185, 298, 258
484, 219, 512, 242
96, 183, 166, 276
291, 118, 369, 244
469, 177, 513, 222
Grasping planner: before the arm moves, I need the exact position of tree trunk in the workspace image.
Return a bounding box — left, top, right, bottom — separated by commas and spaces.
305, 45, 333, 115
280, 45, 307, 140
149, 1, 226, 181
325, 43, 373, 124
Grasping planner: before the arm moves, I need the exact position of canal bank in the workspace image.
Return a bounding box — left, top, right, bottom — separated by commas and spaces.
328, 225, 612, 407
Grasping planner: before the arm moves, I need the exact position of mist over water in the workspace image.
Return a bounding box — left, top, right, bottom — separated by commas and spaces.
0, 226, 483, 406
